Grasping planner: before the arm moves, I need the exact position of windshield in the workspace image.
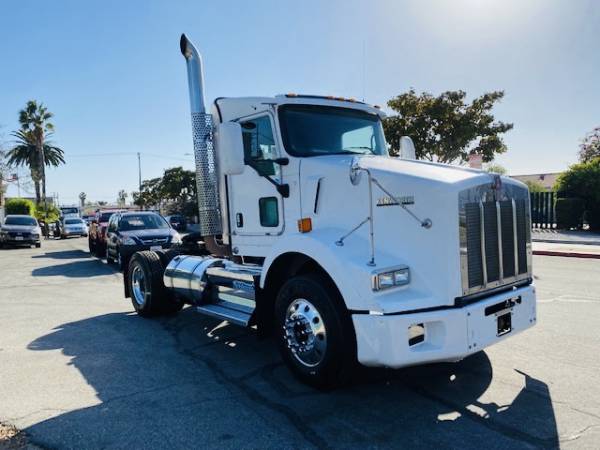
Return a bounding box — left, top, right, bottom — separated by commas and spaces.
119, 214, 169, 231
278, 105, 387, 157
5, 217, 37, 226
65, 219, 84, 225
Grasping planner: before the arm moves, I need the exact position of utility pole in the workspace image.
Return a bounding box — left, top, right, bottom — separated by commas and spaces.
137, 152, 142, 192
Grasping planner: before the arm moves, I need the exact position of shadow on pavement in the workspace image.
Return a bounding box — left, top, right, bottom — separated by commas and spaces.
32, 249, 91, 260
22, 308, 559, 449
31, 260, 117, 278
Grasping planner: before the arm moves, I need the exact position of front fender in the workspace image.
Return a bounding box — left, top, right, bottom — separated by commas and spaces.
260, 228, 385, 312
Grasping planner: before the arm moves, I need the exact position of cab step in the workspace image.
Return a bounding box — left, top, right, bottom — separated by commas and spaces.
196, 302, 253, 327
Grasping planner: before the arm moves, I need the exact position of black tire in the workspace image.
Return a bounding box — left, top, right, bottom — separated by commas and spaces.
88, 238, 95, 255
35, 243, 41, 248
275, 274, 356, 389
127, 251, 183, 317
155, 248, 181, 268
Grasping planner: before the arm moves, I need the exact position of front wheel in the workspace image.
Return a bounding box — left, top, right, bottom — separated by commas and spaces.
275, 274, 356, 389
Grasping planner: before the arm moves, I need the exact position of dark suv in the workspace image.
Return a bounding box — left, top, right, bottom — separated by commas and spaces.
105, 211, 182, 269
164, 214, 187, 232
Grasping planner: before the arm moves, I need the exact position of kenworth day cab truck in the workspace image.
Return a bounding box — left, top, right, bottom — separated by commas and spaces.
123, 34, 537, 388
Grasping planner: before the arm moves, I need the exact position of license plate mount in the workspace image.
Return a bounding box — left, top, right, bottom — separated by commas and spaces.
497, 312, 512, 336
150, 245, 162, 252
15, 236, 24, 241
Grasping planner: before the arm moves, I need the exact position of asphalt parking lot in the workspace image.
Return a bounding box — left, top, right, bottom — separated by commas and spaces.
1, 238, 599, 449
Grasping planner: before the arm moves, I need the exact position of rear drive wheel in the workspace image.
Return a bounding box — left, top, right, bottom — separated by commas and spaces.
127, 251, 183, 317
35, 242, 41, 248
88, 238, 95, 255
275, 274, 356, 389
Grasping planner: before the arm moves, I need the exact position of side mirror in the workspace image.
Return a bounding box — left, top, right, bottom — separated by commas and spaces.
216, 122, 245, 175
400, 136, 416, 160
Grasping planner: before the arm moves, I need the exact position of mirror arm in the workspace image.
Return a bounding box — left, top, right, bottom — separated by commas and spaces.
246, 160, 290, 198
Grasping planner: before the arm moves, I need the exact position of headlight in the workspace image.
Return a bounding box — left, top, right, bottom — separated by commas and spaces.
372, 266, 410, 291
171, 233, 182, 244
123, 237, 137, 245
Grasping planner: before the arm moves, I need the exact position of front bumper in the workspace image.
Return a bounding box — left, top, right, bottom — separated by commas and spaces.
0, 235, 40, 245
352, 284, 536, 368
63, 230, 87, 236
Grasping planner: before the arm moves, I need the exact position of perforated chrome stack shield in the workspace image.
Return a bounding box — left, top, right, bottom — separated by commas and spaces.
192, 112, 222, 236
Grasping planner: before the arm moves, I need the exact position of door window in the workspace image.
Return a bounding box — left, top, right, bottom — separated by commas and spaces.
241, 116, 277, 177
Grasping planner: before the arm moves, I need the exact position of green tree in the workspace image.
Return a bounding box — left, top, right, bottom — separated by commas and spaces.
34, 203, 60, 222
383, 89, 513, 164
133, 167, 197, 215
555, 157, 600, 230
524, 180, 545, 192
485, 163, 507, 175
578, 126, 600, 162
5, 198, 35, 215
6, 101, 65, 205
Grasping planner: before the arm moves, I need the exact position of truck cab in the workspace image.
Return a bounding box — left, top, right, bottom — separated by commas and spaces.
123, 35, 536, 388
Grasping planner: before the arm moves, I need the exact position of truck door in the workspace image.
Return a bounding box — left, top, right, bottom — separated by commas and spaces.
227, 113, 285, 237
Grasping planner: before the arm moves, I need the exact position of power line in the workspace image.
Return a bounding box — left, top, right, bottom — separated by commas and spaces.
66, 151, 192, 162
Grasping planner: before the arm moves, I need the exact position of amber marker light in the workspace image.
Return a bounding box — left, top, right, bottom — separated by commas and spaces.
297, 218, 313, 233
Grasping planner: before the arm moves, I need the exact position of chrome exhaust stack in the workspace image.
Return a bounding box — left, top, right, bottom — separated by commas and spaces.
180, 34, 228, 255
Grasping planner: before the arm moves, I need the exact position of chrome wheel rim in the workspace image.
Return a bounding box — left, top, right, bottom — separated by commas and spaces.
284, 298, 327, 367
131, 266, 146, 306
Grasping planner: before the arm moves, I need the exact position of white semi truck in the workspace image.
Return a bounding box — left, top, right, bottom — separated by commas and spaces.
123, 34, 537, 388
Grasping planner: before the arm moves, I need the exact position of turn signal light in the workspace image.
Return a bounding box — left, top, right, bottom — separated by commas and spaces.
297, 218, 312, 233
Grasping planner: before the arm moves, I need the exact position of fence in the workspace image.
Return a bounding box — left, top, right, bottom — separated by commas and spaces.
530, 191, 556, 229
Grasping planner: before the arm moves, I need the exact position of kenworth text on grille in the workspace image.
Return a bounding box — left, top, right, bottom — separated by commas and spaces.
123, 34, 537, 388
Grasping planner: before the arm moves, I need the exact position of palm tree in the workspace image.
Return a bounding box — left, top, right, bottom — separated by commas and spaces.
117, 190, 128, 207
79, 192, 87, 208
8, 129, 65, 202
7, 101, 64, 205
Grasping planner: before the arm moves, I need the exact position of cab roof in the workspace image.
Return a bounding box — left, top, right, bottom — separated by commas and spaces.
213, 95, 385, 123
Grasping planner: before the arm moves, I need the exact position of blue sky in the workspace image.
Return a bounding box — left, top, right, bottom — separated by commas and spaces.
1, 0, 599, 204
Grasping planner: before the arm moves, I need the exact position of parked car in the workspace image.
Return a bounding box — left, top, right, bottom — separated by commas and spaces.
0, 215, 42, 248
61, 218, 88, 239
89, 209, 122, 257
164, 214, 187, 232
82, 215, 95, 226
106, 211, 182, 269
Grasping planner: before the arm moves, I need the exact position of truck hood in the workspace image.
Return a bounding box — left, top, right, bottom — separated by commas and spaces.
299, 155, 510, 313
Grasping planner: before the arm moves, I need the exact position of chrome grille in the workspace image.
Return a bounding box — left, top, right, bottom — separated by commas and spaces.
141, 237, 169, 245
460, 181, 531, 296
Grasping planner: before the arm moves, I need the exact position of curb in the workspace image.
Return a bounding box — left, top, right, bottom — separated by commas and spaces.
532, 239, 600, 246
533, 250, 600, 259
